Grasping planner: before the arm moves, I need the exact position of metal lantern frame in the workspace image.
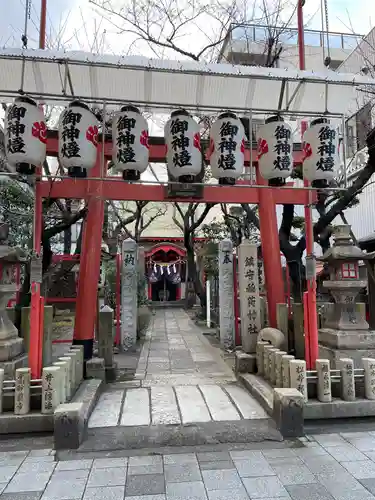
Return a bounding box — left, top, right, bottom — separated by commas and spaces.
0, 48, 373, 377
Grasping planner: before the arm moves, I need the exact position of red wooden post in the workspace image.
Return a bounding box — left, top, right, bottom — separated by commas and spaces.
73, 145, 106, 360
256, 169, 285, 328
38, 296, 45, 376
115, 253, 121, 346
29, 168, 43, 379
233, 254, 241, 346
303, 291, 311, 369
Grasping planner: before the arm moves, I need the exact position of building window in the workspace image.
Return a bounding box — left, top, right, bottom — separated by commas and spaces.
341, 263, 358, 279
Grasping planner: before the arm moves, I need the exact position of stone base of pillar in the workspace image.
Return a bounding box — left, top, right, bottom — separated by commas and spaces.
319, 328, 375, 350
234, 351, 256, 374
0, 353, 28, 379
0, 336, 24, 362
319, 343, 375, 369
105, 363, 118, 382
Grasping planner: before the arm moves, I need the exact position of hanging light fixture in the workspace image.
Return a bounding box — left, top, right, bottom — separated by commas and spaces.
164, 109, 201, 182
210, 111, 245, 185
302, 118, 339, 187
5, 96, 47, 175
58, 100, 98, 178
112, 105, 149, 181
256, 115, 293, 186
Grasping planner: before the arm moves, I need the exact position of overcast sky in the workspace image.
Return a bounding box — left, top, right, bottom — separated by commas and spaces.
1, 0, 374, 52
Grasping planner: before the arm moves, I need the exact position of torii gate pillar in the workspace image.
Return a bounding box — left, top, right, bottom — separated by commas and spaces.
73, 145, 106, 361
257, 169, 285, 327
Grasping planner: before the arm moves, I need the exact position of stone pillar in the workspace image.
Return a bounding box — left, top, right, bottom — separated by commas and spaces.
316, 359, 332, 402
263, 345, 273, 379
121, 238, 138, 350
14, 367, 30, 415
339, 358, 355, 401
256, 341, 268, 376
276, 304, 288, 351
281, 355, 294, 388
53, 361, 68, 403
70, 346, 84, 384
98, 305, 114, 368
67, 350, 80, 391
289, 360, 308, 402
238, 240, 261, 353
273, 388, 304, 438
269, 348, 280, 386
292, 303, 304, 360
363, 358, 375, 400
86, 357, 106, 380
0, 368, 4, 413
42, 366, 61, 414
59, 356, 74, 400
275, 350, 287, 388
218, 239, 234, 349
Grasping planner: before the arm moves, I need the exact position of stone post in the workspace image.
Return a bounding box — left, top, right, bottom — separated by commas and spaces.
256, 341, 268, 376
269, 348, 280, 386
218, 239, 234, 349
291, 303, 304, 360
14, 367, 30, 415
70, 346, 84, 384
363, 358, 375, 400
273, 388, 304, 438
275, 351, 287, 388
59, 356, 74, 400
316, 359, 332, 402
238, 240, 261, 353
121, 238, 138, 350
281, 355, 294, 388
339, 358, 355, 401
67, 350, 80, 391
263, 345, 274, 379
98, 305, 115, 369
289, 360, 308, 402
42, 366, 61, 414
0, 368, 4, 413
276, 304, 289, 351
53, 361, 68, 403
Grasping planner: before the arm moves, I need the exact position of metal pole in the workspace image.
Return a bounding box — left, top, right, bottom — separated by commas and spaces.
298, 0, 318, 369
39, 0, 47, 49
29, 0, 48, 378
206, 279, 211, 328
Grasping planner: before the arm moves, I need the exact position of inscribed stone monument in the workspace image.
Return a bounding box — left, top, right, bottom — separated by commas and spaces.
218, 239, 234, 349
121, 238, 138, 350
238, 240, 261, 353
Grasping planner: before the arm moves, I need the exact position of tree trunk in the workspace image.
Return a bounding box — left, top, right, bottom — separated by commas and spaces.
184, 230, 206, 309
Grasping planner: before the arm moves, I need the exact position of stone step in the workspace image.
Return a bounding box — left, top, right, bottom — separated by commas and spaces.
88, 384, 268, 430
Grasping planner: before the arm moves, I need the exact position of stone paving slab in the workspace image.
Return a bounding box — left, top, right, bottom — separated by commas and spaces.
88, 309, 267, 431
1, 433, 375, 498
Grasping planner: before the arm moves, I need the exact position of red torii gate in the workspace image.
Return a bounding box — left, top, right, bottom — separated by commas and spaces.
29, 131, 316, 378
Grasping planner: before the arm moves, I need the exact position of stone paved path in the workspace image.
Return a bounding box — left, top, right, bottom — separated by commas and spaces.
3, 433, 375, 498
88, 309, 267, 429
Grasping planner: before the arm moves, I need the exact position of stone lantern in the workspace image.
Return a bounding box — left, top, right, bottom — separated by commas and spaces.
0, 224, 28, 376
318, 224, 375, 367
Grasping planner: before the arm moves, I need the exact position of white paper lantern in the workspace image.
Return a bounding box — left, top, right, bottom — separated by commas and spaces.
58, 100, 98, 178
303, 118, 339, 185
210, 111, 245, 185
5, 96, 47, 175
164, 109, 202, 182
256, 116, 293, 184
112, 105, 149, 181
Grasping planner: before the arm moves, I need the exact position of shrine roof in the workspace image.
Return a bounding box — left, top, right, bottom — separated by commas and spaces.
0, 48, 373, 117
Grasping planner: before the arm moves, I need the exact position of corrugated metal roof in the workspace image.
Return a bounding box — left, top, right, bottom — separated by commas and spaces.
0, 48, 373, 116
